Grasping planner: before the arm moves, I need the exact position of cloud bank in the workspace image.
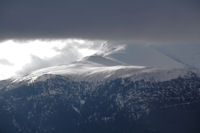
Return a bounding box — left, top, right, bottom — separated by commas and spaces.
0, 0, 200, 43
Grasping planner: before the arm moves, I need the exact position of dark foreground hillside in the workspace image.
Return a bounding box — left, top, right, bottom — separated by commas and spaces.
0, 74, 200, 133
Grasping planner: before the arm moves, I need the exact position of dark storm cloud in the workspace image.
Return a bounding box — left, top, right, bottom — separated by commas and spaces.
0, 0, 200, 43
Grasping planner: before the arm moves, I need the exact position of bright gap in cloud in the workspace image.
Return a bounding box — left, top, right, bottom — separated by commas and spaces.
0, 39, 105, 80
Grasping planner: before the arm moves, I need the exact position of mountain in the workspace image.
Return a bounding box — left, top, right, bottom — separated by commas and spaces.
1, 43, 200, 133
0, 56, 200, 133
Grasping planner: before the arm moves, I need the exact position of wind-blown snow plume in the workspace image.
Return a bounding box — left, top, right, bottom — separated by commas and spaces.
0, 39, 125, 80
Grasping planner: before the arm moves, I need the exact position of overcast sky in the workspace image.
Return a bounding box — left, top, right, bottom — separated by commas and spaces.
0, 0, 200, 43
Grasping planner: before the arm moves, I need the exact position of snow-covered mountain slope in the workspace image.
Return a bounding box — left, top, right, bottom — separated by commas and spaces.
12, 61, 145, 83
2, 45, 200, 89
3, 43, 200, 84
12, 58, 199, 84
